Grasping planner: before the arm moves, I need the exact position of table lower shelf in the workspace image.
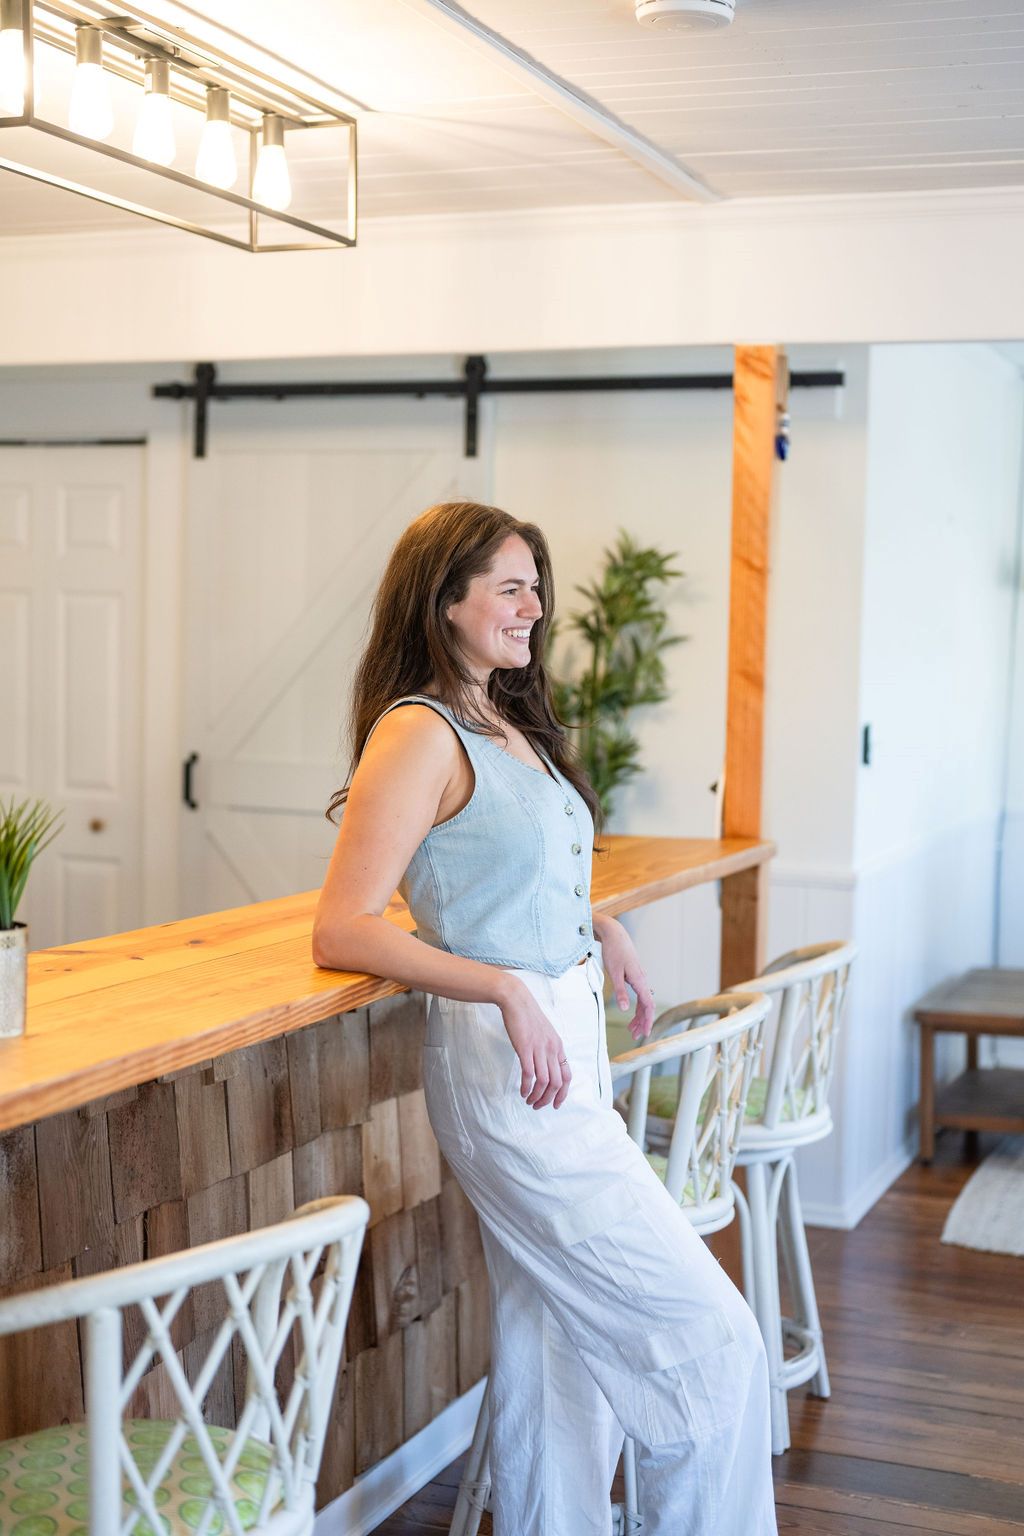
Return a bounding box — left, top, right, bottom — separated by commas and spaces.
934, 1067, 1024, 1134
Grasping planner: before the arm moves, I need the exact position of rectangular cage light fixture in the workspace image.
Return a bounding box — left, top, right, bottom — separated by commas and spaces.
0, 0, 357, 251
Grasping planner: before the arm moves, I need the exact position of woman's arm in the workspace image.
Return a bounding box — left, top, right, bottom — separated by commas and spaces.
592, 910, 655, 1040
313, 705, 516, 1008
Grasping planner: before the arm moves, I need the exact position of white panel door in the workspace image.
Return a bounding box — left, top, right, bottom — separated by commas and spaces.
180, 397, 488, 918
0, 446, 144, 949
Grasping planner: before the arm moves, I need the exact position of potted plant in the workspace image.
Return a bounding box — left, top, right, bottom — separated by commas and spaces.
545, 528, 685, 820
0, 796, 64, 1038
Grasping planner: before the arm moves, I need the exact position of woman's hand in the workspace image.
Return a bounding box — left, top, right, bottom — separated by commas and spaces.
495, 976, 572, 1110
595, 915, 655, 1041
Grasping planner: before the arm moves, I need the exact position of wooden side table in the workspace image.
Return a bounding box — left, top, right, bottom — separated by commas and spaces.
913, 968, 1024, 1162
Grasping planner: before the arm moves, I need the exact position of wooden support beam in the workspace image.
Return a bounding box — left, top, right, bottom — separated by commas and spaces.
720, 862, 769, 993
720, 345, 788, 987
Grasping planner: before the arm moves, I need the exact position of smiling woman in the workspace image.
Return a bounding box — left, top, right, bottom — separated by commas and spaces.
442, 533, 544, 688
322, 501, 597, 828
312, 500, 777, 1536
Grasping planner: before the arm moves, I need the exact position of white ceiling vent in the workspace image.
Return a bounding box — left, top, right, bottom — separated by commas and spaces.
635, 0, 736, 30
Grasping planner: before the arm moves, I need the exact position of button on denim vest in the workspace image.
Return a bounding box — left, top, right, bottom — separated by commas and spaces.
365, 694, 596, 976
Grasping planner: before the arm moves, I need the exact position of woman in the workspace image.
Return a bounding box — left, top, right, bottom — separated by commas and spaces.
314, 501, 777, 1536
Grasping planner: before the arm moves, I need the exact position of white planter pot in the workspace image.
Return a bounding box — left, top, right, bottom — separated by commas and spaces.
0, 922, 27, 1038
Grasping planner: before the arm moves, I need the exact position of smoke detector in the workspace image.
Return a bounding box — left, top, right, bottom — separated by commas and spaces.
635, 0, 736, 29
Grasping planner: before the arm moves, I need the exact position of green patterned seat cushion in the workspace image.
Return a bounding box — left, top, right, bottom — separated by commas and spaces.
645, 1072, 811, 1125
0, 1419, 279, 1534
604, 1012, 638, 1063
644, 1152, 697, 1205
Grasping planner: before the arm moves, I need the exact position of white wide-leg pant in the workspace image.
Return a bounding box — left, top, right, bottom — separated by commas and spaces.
423, 948, 778, 1536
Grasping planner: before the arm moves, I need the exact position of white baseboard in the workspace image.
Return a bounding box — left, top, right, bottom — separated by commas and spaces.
314, 1378, 486, 1536
801, 1140, 914, 1230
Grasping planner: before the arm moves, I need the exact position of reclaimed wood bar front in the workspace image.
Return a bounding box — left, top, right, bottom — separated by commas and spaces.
0, 833, 772, 1511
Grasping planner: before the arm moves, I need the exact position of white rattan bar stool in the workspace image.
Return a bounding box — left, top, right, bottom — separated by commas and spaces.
0, 1194, 369, 1536
727, 941, 857, 1455
449, 991, 769, 1536
608, 991, 770, 1533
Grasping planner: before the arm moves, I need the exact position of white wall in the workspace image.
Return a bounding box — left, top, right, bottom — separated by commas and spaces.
4, 189, 1024, 366
999, 690, 1024, 968
841, 344, 1024, 1213
997, 427, 1024, 973
856, 346, 1022, 868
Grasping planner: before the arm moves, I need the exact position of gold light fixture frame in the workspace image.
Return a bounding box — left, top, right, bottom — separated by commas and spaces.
0, 0, 357, 251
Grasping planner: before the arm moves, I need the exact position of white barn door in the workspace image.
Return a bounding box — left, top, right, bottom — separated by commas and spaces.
0, 445, 144, 948
180, 398, 487, 918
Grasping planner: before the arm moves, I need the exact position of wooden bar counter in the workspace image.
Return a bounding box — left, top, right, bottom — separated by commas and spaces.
0, 834, 772, 1511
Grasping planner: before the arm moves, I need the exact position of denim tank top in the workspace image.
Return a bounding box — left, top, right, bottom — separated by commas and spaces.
364, 694, 596, 976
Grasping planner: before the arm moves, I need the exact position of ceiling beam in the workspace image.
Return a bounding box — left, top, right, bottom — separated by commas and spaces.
399, 0, 721, 204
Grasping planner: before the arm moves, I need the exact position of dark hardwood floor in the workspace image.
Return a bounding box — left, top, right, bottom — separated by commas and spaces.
372, 1134, 1024, 1533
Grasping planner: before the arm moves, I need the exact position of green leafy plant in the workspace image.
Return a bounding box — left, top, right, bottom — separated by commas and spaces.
0, 796, 64, 930
546, 529, 685, 818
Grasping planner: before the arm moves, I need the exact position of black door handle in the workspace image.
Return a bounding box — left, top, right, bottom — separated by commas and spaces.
183, 752, 199, 810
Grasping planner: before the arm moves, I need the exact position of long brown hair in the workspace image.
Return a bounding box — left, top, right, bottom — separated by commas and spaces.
325, 500, 603, 839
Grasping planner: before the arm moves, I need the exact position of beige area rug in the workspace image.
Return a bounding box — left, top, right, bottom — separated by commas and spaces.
941, 1135, 1024, 1257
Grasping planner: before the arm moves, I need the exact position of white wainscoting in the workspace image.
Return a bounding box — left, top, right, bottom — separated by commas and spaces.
766, 861, 856, 1226
762, 819, 1001, 1228
832, 817, 1002, 1227
997, 808, 1024, 966
996, 808, 1024, 1068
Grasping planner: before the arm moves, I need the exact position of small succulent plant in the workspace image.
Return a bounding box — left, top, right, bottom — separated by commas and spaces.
0, 796, 64, 930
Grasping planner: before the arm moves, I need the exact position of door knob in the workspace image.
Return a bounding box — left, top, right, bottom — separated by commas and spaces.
88, 817, 105, 833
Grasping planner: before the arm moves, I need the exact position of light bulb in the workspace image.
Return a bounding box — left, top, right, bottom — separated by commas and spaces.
195, 87, 237, 189
0, 30, 24, 116
70, 63, 113, 138
133, 59, 175, 165
0, 0, 24, 116
69, 28, 112, 140
252, 114, 291, 211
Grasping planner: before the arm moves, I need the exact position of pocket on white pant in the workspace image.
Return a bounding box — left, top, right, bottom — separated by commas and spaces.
576, 1303, 748, 1448
422, 1043, 474, 1160
549, 1180, 751, 1446
636, 1329, 749, 1446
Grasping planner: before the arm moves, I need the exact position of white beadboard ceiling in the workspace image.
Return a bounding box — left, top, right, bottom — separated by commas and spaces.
1, 0, 1023, 235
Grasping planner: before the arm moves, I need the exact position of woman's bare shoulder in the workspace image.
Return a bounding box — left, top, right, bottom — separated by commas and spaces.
360, 700, 461, 772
